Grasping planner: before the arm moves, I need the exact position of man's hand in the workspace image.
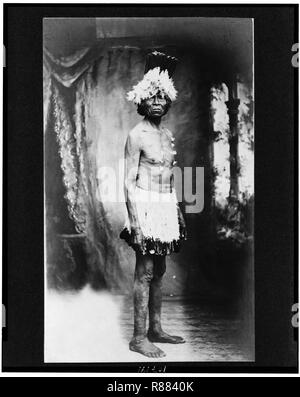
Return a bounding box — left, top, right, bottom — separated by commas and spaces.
131, 226, 147, 253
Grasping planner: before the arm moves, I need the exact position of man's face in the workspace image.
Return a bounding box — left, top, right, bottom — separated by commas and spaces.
144, 93, 168, 118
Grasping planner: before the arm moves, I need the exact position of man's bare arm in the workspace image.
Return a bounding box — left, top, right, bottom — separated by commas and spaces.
124, 129, 141, 230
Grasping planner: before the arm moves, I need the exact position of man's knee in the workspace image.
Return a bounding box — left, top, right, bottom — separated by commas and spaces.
135, 255, 154, 284
137, 267, 154, 284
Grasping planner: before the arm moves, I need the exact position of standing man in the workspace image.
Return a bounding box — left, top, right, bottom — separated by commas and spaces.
120, 51, 187, 358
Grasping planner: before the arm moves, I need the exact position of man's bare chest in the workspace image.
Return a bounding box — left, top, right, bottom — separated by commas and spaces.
140, 131, 176, 165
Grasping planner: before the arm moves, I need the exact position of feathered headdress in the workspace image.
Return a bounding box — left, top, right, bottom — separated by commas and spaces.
127, 51, 178, 105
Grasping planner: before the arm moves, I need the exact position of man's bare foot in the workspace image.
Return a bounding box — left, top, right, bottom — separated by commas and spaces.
147, 329, 186, 344
129, 337, 166, 358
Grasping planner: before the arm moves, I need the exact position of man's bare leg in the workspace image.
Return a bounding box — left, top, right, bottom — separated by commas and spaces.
129, 252, 166, 358
147, 255, 185, 344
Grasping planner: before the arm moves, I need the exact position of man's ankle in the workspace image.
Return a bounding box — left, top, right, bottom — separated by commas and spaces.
131, 335, 147, 344
148, 326, 163, 335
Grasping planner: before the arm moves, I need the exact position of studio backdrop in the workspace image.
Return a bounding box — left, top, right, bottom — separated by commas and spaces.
43, 17, 254, 362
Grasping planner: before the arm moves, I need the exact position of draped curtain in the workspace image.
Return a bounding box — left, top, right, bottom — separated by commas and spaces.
44, 44, 130, 290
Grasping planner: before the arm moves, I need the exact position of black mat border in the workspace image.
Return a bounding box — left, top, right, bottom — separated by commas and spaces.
2, 4, 298, 373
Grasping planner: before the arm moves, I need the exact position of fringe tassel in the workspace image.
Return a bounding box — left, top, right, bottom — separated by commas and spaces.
120, 227, 186, 256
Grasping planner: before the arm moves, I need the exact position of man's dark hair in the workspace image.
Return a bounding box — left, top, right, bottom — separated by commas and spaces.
137, 96, 172, 117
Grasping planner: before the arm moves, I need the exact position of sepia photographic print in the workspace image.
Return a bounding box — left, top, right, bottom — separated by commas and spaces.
43, 16, 254, 364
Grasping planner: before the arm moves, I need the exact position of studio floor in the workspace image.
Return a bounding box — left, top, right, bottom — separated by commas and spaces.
45, 286, 254, 363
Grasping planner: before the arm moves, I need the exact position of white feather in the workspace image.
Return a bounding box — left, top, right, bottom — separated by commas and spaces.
127, 67, 178, 104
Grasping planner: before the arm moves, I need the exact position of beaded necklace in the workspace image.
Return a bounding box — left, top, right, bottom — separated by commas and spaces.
157, 127, 177, 172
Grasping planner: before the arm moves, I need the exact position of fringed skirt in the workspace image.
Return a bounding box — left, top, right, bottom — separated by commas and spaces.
120, 186, 185, 256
